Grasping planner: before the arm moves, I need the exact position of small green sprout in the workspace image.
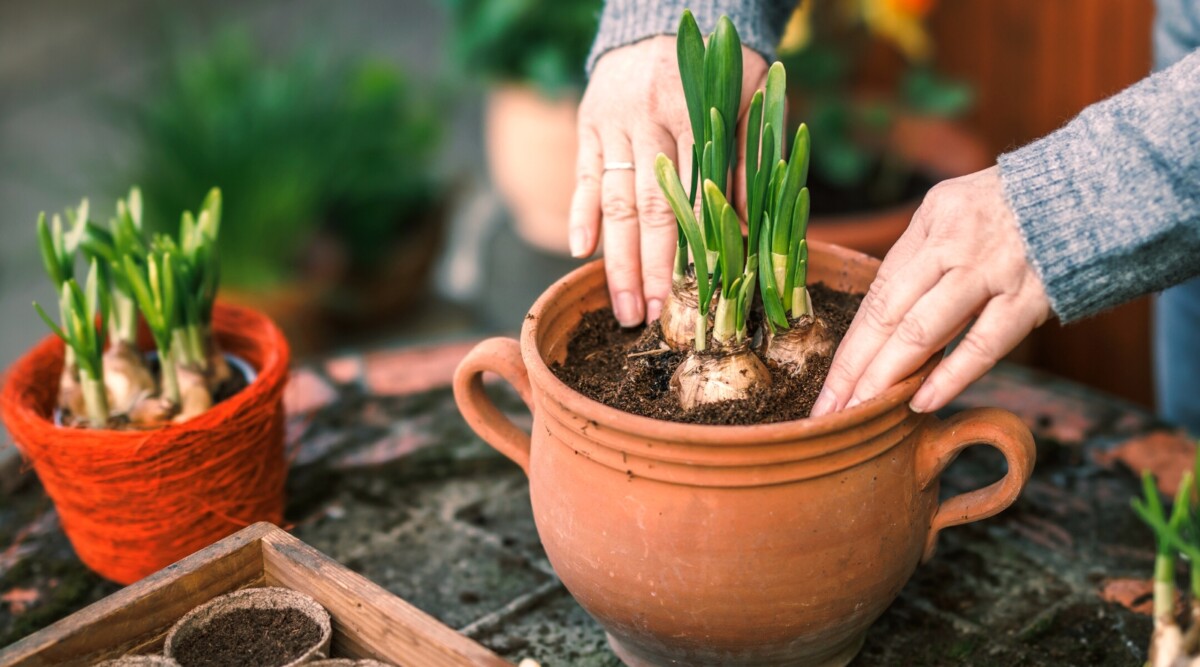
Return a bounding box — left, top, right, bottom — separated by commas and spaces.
123, 248, 181, 405
33, 260, 111, 427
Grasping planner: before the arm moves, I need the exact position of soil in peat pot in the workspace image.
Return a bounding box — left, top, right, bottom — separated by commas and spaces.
171, 608, 322, 667
553, 283, 864, 425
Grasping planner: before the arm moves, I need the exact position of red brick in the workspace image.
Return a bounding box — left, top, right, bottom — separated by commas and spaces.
284, 368, 339, 415
325, 354, 363, 385
1094, 431, 1196, 497
364, 339, 484, 397
1099, 577, 1168, 616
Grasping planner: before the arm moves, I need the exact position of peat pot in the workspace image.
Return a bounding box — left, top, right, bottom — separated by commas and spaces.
453, 243, 1036, 667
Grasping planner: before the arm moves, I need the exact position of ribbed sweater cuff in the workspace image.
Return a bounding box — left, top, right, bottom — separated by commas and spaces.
586, 0, 785, 73
997, 135, 1098, 322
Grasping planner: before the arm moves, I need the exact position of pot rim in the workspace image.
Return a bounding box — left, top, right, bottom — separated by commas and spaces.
521, 242, 939, 445
1, 302, 289, 441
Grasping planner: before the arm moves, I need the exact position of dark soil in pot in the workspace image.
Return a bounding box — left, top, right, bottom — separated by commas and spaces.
552, 282, 863, 425
170, 607, 322, 667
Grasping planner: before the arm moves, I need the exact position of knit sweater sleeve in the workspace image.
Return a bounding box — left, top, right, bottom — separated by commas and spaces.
997, 47, 1200, 322
586, 0, 797, 73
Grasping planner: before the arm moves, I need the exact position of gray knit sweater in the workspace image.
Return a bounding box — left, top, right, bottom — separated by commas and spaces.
589, 1, 1200, 323
587, 0, 796, 71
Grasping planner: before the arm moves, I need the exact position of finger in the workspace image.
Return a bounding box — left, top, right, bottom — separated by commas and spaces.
568, 126, 603, 258
634, 124, 679, 322
909, 295, 1043, 413
600, 130, 645, 327
811, 243, 941, 419
845, 267, 989, 407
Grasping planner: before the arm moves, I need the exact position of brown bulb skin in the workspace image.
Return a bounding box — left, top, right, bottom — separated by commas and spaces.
659, 277, 702, 351
671, 344, 771, 411
763, 316, 835, 377
103, 341, 156, 415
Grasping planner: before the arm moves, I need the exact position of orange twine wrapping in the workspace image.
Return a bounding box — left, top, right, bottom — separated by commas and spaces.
1, 304, 290, 585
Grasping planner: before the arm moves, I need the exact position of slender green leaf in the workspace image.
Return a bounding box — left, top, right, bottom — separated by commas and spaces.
769, 160, 788, 253
701, 140, 717, 249
127, 187, 143, 231
676, 10, 706, 155
785, 189, 811, 296
655, 154, 710, 308
793, 123, 811, 188
688, 145, 700, 205
749, 124, 774, 256
710, 107, 729, 193
745, 90, 763, 225
761, 123, 777, 171
736, 256, 758, 330
180, 211, 197, 257
757, 213, 789, 330
704, 16, 742, 163
763, 62, 786, 161
124, 255, 163, 334
162, 253, 177, 334
33, 301, 66, 341
720, 205, 742, 285
37, 213, 67, 287
200, 187, 221, 239
774, 125, 810, 255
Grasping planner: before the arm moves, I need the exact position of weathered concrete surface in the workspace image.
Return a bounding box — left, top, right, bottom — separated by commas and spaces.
0, 348, 1180, 665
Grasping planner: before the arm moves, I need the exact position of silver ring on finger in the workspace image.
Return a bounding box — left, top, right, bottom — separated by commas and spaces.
602, 161, 636, 172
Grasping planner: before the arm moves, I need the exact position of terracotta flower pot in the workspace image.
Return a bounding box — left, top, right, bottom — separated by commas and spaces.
0, 304, 289, 585
453, 243, 1036, 666
485, 84, 580, 256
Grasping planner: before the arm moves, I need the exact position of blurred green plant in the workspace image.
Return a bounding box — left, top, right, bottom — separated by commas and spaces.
125, 29, 443, 290
443, 0, 602, 96
778, 0, 973, 198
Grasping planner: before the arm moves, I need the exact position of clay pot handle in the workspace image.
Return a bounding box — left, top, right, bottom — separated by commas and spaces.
915, 407, 1036, 562
453, 337, 534, 474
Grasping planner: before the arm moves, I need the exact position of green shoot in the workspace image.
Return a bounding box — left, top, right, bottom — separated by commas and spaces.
1133, 469, 1195, 621
745, 91, 764, 253
77, 187, 152, 347
33, 260, 111, 426
669, 11, 743, 278
123, 250, 181, 405
704, 181, 758, 348
757, 123, 815, 328
656, 154, 711, 351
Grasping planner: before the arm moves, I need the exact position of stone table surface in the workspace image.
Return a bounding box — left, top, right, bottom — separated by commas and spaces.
1, 338, 1194, 666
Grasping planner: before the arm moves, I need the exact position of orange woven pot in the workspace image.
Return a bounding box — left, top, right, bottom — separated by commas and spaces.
454, 245, 1036, 666
1, 304, 289, 585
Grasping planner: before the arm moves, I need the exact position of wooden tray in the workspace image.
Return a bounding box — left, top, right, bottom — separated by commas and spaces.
0, 522, 512, 667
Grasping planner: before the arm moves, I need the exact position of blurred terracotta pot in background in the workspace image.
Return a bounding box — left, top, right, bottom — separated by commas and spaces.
485, 84, 579, 256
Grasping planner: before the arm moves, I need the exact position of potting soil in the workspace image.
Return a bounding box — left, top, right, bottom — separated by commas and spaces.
170, 607, 321, 667
552, 283, 863, 425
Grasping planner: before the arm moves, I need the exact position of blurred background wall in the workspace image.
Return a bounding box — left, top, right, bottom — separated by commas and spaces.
932, 1, 1156, 408
0, 0, 1162, 409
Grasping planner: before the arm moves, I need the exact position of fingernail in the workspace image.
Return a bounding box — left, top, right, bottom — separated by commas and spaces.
845, 396, 862, 410
646, 298, 663, 322
910, 388, 933, 414
810, 387, 836, 417
614, 291, 643, 328
569, 227, 588, 258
